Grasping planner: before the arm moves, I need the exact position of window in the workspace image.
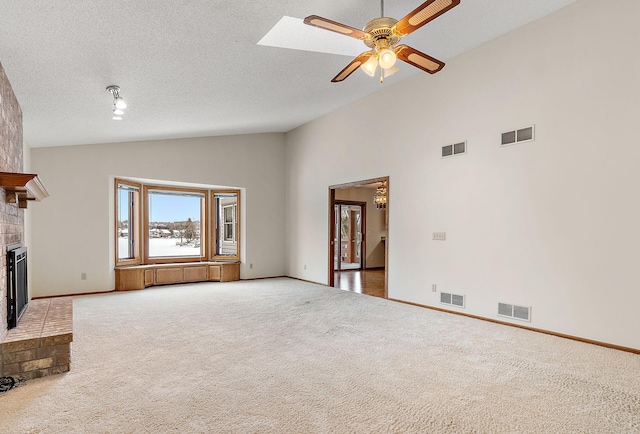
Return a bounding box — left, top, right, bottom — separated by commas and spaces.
116, 180, 141, 266
145, 187, 207, 262
114, 179, 240, 266
213, 192, 239, 260
223, 206, 236, 241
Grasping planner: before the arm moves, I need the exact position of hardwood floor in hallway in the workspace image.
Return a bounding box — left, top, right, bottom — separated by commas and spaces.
334, 269, 385, 298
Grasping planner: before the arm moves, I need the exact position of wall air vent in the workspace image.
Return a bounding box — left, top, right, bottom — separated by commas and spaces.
442, 141, 467, 158
498, 302, 531, 322
501, 125, 535, 146
440, 292, 465, 308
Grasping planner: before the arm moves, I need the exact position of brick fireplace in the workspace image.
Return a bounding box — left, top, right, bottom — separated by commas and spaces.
0, 62, 73, 381
0, 61, 25, 344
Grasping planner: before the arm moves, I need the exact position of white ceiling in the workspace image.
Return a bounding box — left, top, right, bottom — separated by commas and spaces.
0, 0, 575, 148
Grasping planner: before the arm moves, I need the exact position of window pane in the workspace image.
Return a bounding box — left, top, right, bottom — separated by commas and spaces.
148, 191, 204, 258
117, 184, 138, 261
214, 193, 238, 257
223, 206, 235, 241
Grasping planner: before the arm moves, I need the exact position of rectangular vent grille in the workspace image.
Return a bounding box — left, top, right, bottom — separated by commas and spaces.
501, 125, 535, 146
440, 292, 465, 308
442, 141, 466, 158
498, 302, 531, 322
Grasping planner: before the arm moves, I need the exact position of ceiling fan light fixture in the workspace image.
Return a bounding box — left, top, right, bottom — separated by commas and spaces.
361, 55, 379, 77
383, 65, 399, 78
378, 47, 397, 69
304, 0, 459, 83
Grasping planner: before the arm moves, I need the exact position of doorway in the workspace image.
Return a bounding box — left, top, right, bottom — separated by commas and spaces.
329, 177, 389, 298
334, 202, 365, 271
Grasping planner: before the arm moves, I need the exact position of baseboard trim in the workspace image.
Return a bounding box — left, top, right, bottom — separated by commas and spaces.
287, 276, 330, 287
389, 298, 640, 355
32, 289, 116, 299
240, 275, 287, 281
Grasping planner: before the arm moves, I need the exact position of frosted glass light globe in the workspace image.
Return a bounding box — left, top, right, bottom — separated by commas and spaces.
360, 55, 378, 77
383, 65, 399, 78
378, 48, 397, 69
115, 97, 127, 109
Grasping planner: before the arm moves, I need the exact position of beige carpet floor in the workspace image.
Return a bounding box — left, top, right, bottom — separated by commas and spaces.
1, 278, 639, 433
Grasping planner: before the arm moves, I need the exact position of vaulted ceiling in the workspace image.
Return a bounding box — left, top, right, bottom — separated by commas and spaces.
0, 0, 575, 148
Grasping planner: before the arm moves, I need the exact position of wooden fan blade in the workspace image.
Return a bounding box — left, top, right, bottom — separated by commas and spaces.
395, 45, 445, 74
303, 15, 367, 40
331, 52, 373, 83
395, 0, 460, 36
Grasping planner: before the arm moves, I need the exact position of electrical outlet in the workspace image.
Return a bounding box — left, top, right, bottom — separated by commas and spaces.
249, 263, 253, 269
432, 284, 437, 292
433, 232, 446, 241
304, 264, 307, 270
81, 273, 87, 280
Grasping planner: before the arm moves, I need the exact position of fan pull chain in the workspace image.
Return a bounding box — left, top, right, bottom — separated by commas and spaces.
380, 68, 384, 83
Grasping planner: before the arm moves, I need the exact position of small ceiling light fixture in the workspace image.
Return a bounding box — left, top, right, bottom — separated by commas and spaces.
373, 181, 387, 209
106, 85, 127, 120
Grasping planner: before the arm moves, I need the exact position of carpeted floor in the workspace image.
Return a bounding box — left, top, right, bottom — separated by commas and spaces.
1, 278, 639, 433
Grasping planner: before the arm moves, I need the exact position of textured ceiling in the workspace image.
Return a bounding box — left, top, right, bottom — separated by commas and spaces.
0, 0, 575, 148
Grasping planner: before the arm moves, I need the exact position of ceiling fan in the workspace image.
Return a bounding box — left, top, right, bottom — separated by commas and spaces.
303, 0, 460, 83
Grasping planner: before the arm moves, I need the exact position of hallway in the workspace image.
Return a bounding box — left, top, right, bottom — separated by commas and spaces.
334, 269, 385, 298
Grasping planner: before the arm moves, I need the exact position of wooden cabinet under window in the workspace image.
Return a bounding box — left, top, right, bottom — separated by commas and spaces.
115, 262, 240, 291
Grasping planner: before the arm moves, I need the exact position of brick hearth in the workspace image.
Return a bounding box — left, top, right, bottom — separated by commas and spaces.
1, 298, 73, 379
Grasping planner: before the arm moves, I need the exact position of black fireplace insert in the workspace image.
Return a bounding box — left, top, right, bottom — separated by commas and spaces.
7, 244, 27, 329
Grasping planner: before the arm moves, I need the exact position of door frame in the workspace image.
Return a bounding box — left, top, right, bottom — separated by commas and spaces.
328, 176, 389, 298
334, 200, 367, 271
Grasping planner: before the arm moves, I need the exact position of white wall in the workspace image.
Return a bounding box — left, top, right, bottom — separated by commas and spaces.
335, 187, 386, 268
285, 0, 640, 349
31, 133, 286, 296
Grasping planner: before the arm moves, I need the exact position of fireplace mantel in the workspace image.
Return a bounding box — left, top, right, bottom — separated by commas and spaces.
0, 172, 49, 208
